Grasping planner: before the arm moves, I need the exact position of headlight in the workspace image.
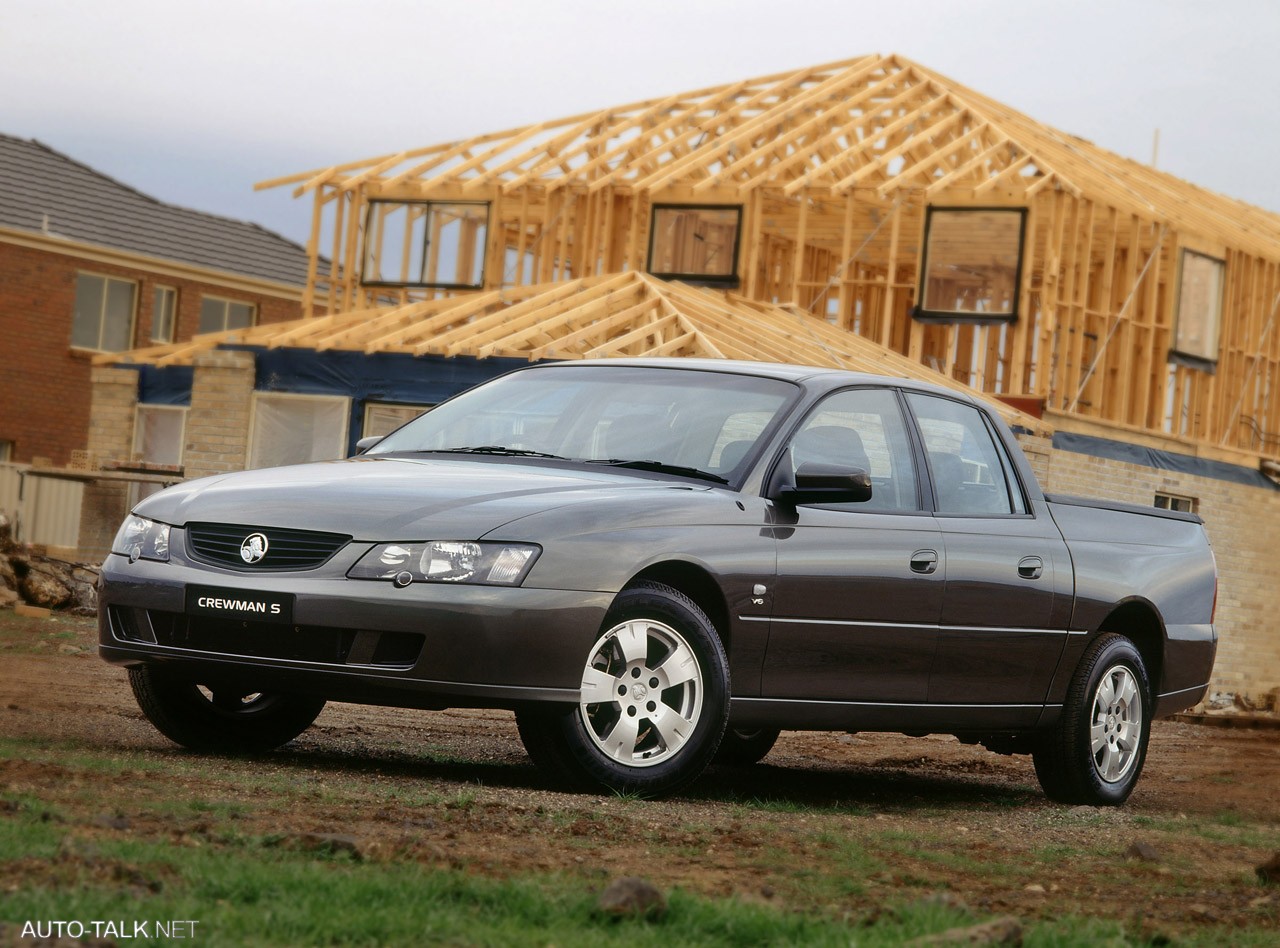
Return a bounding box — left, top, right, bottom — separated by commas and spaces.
111, 515, 171, 563
348, 541, 540, 586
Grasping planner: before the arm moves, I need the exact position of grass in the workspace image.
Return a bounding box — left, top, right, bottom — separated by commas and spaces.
0, 802, 1182, 948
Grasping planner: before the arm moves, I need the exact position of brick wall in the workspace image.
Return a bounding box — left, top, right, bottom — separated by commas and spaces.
182, 350, 255, 479
1017, 434, 1280, 702
0, 241, 300, 466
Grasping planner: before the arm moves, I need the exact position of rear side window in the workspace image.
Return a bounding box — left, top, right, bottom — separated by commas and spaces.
786, 387, 919, 512
906, 394, 1026, 515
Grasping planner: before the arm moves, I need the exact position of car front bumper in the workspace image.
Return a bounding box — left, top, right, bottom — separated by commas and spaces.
97, 551, 613, 710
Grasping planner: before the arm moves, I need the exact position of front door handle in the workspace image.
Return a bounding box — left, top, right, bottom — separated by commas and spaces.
1018, 555, 1044, 580
910, 549, 939, 574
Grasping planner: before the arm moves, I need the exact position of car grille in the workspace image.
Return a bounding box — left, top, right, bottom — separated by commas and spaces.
186, 522, 350, 570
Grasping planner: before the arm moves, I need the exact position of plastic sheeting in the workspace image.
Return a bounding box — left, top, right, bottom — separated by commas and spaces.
244, 347, 527, 455
247, 393, 350, 470
1051, 431, 1276, 491
137, 365, 195, 406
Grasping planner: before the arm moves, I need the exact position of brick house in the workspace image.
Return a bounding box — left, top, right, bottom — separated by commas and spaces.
89, 55, 1280, 701
0, 133, 313, 467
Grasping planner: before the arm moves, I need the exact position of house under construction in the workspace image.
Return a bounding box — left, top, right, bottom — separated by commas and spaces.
85, 53, 1280, 700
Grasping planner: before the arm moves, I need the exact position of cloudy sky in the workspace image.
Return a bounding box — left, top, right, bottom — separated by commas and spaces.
4, 1, 1278, 245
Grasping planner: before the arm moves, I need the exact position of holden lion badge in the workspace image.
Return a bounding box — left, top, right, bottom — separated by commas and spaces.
240, 532, 269, 564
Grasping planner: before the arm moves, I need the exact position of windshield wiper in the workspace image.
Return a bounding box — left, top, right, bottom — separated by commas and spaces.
415, 446, 569, 460
588, 458, 728, 484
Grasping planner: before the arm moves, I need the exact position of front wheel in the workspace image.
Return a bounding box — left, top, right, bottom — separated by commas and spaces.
129, 666, 326, 753
516, 581, 729, 798
1032, 633, 1151, 805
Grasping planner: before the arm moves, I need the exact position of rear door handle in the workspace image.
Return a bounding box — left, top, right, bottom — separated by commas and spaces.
910, 549, 939, 574
1018, 555, 1044, 580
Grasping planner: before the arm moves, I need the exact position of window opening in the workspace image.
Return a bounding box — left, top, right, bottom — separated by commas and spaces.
362, 200, 489, 289
916, 207, 1027, 321
647, 205, 742, 284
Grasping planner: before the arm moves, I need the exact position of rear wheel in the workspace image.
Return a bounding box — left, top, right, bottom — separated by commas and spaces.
129, 665, 325, 753
1033, 634, 1151, 805
714, 727, 780, 765
516, 581, 729, 797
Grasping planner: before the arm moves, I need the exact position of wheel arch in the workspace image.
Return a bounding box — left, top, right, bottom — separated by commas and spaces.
623, 561, 731, 650
1096, 597, 1165, 694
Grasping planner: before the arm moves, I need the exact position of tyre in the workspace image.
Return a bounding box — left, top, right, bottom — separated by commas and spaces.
129, 665, 326, 753
516, 581, 729, 798
1032, 633, 1151, 805
714, 727, 780, 765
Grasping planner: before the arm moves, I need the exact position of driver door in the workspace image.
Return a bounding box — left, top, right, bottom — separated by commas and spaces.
761, 387, 943, 702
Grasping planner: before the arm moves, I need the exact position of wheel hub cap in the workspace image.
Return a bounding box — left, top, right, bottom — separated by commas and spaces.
1090, 664, 1143, 784
578, 618, 703, 768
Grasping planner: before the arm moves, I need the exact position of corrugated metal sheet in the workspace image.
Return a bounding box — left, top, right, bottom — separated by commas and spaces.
0, 464, 84, 549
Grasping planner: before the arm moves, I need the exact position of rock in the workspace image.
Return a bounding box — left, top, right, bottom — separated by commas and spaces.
913, 891, 970, 913
596, 877, 667, 919
269, 832, 366, 860
1205, 692, 1234, 710
1257, 852, 1280, 885
19, 566, 71, 609
0, 555, 16, 591
1022, 883, 1046, 894
1188, 903, 1218, 922
1125, 842, 1160, 862
1233, 692, 1257, 712
908, 916, 1023, 946
0, 587, 17, 609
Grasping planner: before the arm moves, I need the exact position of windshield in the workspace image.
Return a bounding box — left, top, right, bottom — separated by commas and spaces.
368, 365, 797, 483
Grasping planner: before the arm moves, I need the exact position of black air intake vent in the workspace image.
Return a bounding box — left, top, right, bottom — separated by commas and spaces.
186, 522, 350, 571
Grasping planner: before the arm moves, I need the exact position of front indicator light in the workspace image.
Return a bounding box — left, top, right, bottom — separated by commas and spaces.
349, 541, 540, 586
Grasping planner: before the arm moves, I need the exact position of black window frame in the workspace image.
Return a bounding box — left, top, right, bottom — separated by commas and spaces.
360, 199, 491, 291
913, 206, 1028, 324
646, 203, 743, 287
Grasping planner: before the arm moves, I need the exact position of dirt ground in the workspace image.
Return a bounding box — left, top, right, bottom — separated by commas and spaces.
1, 614, 1277, 940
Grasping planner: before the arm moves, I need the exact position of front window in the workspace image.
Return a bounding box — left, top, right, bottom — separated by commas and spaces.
916, 207, 1027, 321
362, 200, 489, 289
784, 387, 920, 512
71, 273, 136, 351
199, 296, 255, 334
1172, 250, 1224, 366
369, 365, 796, 483
647, 205, 742, 284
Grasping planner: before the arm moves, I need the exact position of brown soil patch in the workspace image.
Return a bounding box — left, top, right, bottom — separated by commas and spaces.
1, 615, 1276, 939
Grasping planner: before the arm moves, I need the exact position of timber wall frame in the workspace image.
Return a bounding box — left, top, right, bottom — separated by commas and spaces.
250, 53, 1280, 468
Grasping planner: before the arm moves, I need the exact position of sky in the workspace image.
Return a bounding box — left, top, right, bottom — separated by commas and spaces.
3, 0, 1279, 246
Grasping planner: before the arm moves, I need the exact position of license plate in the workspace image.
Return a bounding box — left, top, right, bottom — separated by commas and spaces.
185, 586, 294, 625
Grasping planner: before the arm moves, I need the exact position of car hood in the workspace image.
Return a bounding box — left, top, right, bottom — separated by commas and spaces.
135, 455, 709, 539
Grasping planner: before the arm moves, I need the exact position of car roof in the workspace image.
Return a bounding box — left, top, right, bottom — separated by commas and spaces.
532, 357, 975, 400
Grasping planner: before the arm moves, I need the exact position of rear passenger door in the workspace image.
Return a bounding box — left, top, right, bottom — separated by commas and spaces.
904, 393, 1073, 709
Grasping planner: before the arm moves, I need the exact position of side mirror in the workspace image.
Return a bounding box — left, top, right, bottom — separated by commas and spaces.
776, 462, 873, 505
353, 435, 383, 456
